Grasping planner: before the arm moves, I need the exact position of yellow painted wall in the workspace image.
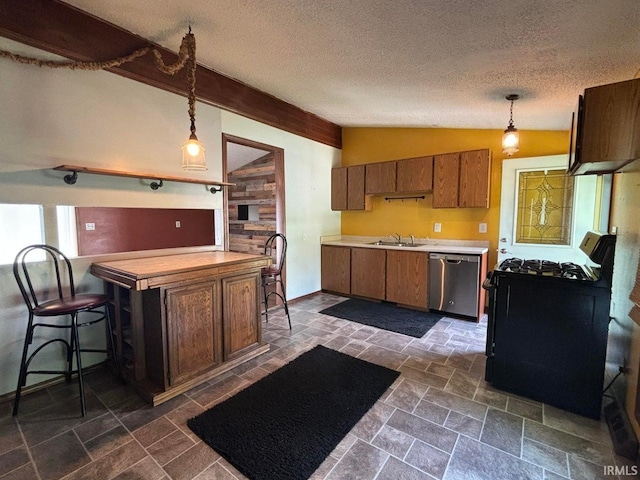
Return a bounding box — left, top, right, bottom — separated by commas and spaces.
341, 128, 570, 267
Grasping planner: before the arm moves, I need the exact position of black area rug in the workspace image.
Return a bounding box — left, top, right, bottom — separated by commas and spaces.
187, 345, 399, 480
319, 298, 443, 338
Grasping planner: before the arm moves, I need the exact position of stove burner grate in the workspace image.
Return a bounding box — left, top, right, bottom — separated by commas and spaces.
497, 258, 592, 280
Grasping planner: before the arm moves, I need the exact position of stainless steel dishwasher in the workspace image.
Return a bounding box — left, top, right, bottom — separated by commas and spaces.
429, 253, 480, 318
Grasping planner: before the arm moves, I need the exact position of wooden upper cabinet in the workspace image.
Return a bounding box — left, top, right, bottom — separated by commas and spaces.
347, 165, 367, 210
385, 250, 429, 309
432, 153, 460, 208
396, 156, 434, 193
365, 161, 396, 194
331, 167, 348, 210
334, 147, 490, 210
577, 77, 640, 173
433, 149, 491, 208
459, 149, 491, 208
331, 165, 368, 211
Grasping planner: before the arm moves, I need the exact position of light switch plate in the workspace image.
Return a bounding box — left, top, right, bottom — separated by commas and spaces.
175, 221, 181, 228
479, 223, 487, 233
85, 222, 95, 231
434, 222, 442, 233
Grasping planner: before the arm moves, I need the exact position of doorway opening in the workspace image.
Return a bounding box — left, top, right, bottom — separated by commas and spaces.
222, 134, 286, 310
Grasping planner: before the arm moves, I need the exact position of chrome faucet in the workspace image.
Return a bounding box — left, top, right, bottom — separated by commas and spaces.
389, 233, 402, 243
410, 234, 415, 245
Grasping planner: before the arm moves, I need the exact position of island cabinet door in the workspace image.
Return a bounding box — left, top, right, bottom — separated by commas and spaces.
222, 272, 262, 362
165, 280, 222, 387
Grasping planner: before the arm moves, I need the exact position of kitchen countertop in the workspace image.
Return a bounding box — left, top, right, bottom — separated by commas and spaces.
321, 235, 489, 255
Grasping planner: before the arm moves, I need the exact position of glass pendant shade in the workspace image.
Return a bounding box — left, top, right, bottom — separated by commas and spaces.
181, 134, 207, 170
502, 124, 520, 156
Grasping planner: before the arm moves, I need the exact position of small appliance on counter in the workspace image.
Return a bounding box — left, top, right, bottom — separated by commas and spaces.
483, 231, 616, 419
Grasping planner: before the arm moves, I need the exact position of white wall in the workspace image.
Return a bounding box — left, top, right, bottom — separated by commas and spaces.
0, 37, 341, 396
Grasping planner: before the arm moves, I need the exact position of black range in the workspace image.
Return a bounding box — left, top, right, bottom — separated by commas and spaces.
483, 232, 616, 419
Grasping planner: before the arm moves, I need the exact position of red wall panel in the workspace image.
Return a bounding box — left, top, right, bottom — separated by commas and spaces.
75, 207, 215, 256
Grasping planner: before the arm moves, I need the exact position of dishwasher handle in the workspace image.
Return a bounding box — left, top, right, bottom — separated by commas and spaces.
429, 253, 480, 263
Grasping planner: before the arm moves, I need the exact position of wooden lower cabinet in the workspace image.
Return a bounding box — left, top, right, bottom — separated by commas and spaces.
165, 280, 221, 387
222, 272, 262, 361
386, 250, 429, 309
351, 247, 386, 300
321, 245, 351, 295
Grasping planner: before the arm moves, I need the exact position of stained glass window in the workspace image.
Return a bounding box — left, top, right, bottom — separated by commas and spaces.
515, 169, 574, 245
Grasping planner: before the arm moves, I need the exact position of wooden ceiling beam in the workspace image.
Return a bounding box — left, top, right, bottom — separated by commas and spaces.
0, 0, 342, 149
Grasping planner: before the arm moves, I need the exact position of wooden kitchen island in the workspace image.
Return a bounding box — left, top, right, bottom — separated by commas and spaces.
91, 251, 272, 405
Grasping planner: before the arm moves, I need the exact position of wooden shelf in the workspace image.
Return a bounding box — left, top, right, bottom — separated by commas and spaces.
54, 165, 234, 193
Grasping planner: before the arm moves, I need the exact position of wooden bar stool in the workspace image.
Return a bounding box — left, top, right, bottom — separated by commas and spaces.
12, 244, 120, 416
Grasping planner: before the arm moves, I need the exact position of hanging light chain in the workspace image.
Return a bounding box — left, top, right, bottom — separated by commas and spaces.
184, 31, 197, 136
0, 45, 152, 70
508, 99, 515, 127
0, 32, 193, 76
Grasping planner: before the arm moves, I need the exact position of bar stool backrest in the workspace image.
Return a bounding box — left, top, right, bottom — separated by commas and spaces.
13, 244, 76, 313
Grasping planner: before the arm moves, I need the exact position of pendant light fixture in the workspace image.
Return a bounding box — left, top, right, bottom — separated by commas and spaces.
502, 94, 520, 156
181, 27, 207, 170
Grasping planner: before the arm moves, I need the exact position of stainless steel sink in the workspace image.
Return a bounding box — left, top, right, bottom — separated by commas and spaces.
367, 241, 422, 247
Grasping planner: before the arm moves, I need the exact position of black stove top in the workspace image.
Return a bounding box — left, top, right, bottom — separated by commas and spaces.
497, 258, 594, 280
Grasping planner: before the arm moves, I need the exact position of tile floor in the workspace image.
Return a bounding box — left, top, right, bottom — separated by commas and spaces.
1, 293, 637, 480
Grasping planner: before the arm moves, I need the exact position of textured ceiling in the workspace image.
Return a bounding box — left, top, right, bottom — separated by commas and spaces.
65, 0, 640, 131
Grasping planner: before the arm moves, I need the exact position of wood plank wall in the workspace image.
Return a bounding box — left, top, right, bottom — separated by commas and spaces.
227, 154, 276, 256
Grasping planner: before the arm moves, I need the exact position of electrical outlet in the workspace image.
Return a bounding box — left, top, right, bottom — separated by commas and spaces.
85, 222, 95, 231
175, 221, 181, 228
479, 223, 487, 233
434, 222, 442, 233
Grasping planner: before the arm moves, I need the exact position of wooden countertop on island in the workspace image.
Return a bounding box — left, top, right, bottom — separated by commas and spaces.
91, 251, 272, 290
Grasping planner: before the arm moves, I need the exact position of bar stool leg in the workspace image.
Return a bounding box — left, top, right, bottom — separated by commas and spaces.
262, 276, 270, 323
71, 314, 86, 417
279, 277, 292, 329
12, 316, 33, 416
104, 307, 123, 382
66, 320, 75, 383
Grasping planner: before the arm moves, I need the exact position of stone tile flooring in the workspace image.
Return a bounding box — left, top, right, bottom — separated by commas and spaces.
1, 292, 637, 479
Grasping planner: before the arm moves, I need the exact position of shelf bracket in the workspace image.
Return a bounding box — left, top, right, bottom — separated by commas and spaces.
208, 185, 223, 194
149, 180, 163, 190
63, 171, 78, 185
